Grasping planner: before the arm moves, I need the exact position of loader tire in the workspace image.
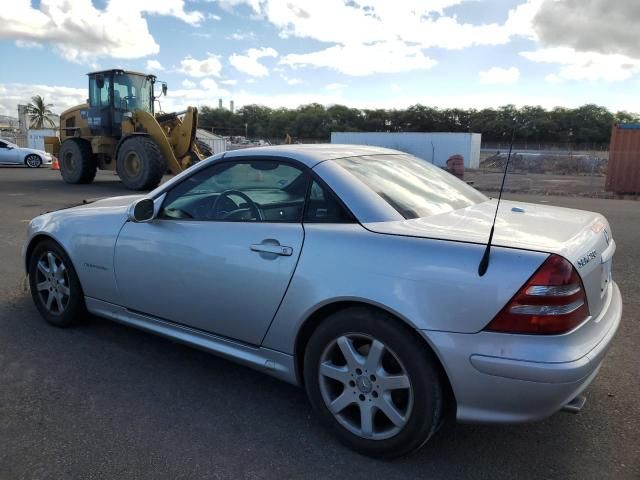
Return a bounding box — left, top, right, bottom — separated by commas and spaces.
116, 136, 166, 191
59, 139, 97, 184
196, 139, 213, 157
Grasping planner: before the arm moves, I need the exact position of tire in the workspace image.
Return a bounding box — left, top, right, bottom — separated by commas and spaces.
116, 136, 166, 191
304, 307, 444, 458
196, 139, 213, 158
28, 239, 87, 327
25, 154, 42, 168
59, 139, 97, 184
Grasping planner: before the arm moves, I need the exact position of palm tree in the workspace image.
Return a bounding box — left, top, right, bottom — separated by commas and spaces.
25, 95, 56, 129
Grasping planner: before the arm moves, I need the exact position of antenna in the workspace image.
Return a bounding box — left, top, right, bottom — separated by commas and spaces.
478, 125, 516, 277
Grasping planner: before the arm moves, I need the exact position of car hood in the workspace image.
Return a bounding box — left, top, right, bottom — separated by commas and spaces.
67, 195, 144, 211
363, 199, 608, 258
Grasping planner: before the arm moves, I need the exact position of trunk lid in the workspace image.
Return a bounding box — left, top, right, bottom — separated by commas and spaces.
364, 199, 615, 319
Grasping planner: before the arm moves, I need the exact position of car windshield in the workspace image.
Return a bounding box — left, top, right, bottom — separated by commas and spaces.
335, 154, 487, 219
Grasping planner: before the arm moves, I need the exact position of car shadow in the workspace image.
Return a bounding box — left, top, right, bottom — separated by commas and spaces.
0, 293, 596, 479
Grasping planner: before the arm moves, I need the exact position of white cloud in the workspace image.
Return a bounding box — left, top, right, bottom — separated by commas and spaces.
0, 0, 203, 63
199, 78, 229, 95
229, 47, 278, 77
146, 59, 164, 71
182, 79, 196, 88
479, 66, 520, 85
180, 54, 223, 77
228, 31, 256, 40
15, 40, 42, 49
216, 0, 545, 76
325, 83, 347, 91
280, 74, 302, 85
208, 13, 221, 21
281, 41, 436, 76
521, 48, 640, 82
0, 82, 86, 116
219, 79, 238, 85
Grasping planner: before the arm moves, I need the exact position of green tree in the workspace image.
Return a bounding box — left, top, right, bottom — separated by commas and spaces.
26, 95, 55, 129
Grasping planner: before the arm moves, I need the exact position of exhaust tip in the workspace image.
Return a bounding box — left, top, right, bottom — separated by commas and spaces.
562, 395, 587, 414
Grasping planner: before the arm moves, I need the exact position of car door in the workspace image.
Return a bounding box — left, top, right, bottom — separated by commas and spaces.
0, 140, 19, 164
113, 158, 309, 346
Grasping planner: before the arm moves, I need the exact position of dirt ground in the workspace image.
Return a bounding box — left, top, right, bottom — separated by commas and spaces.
465, 170, 625, 198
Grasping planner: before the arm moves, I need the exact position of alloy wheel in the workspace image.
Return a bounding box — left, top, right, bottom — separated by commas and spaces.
318, 333, 413, 440
34, 251, 71, 315
26, 154, 41, 168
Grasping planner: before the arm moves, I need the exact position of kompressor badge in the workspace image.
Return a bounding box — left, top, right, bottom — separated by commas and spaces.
577, 250, 597, 269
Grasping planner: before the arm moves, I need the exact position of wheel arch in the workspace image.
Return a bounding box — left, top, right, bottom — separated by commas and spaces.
61, 136, 92, 151
293, 299, 457, 417
25, 233, 76, 277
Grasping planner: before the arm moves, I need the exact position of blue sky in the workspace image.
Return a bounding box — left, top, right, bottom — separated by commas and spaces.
1, 0, 638, 116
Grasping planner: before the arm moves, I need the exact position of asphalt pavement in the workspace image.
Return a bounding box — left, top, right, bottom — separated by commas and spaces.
0, 167, 638, 479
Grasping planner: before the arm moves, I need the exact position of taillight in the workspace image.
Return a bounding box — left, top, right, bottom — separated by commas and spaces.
485, 254, 590, 334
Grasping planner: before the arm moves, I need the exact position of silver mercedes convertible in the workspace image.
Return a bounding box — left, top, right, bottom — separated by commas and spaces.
23, 145, 622, 458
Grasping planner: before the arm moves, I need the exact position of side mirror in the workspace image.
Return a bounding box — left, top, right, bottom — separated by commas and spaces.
162, 82, 168, 96
128, 197, 156, 223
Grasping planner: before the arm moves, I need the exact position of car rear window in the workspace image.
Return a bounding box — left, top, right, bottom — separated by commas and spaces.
334, 154, 487, 219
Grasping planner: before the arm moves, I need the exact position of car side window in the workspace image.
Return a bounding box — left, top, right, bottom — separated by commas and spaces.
0, 141, 7, 149
304, 180, 355, 223
159, 160, 309, 222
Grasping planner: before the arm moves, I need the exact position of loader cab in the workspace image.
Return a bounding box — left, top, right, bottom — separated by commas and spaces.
87, 70, 156, 137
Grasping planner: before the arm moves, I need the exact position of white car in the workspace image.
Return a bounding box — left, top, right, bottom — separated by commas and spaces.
0, 139, 53, 167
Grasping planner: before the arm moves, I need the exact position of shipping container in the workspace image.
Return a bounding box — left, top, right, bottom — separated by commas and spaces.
606, 123, 640, 193
330, 132, 481, 168
27, 129, 56, 150
196, 129, 227, 156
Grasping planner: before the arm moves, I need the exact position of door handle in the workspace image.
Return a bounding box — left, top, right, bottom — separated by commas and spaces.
250, 244, 293, 256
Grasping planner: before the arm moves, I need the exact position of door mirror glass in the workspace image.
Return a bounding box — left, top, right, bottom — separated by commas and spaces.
128, 197, 155, 222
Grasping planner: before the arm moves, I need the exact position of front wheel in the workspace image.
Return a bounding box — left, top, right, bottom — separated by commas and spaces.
25, 154, 42, 168
304, 307, 444, 458
28, 239, 86, 327
116, 136, 166, 191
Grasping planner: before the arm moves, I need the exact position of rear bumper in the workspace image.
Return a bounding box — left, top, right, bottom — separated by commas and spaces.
423, 282, 622, 423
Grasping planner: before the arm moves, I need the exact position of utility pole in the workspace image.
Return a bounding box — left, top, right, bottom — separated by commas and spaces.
245, 122, 248, 139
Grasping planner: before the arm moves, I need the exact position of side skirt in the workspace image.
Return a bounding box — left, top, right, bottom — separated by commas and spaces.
84, 297, 299, 386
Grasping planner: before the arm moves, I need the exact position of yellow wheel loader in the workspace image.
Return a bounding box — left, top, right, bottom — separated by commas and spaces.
47, 69, 205, 191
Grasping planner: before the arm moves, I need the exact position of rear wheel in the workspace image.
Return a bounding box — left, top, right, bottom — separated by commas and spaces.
304, 307, 444, 458
59, 139, 97, 184
116, 136, 166, 191
28, 239, 86, 327
25, 154, 42, 168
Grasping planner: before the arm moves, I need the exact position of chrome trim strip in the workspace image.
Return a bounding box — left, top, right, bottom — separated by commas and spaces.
525, 284, 581, 297
510, 299, 584, 316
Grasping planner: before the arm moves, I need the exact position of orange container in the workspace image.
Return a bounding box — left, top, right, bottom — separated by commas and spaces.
606, 123, 640, 193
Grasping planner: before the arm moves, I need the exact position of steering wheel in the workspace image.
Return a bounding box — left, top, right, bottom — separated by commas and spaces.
212, 190, 263, 221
